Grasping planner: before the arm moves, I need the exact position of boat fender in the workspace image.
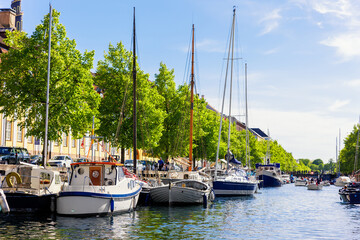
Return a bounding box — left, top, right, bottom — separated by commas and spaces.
110, 198, 114, 212
0, 189, 10, 213
203, 194, 207, 208
5, 172, 22, 187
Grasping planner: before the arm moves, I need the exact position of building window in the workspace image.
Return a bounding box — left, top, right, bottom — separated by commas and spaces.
72, 139, 75, 148
63, 134, 68, 147
94, 141, 98, 151
27, 136, 33, 144
54, 140, 59, 146
17, 124, 22, 142
5, 120, 11, 141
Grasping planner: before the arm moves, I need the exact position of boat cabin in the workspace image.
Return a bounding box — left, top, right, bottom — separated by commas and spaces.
69, 162, 126, 187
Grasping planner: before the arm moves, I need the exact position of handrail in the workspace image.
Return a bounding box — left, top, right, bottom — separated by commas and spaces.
83, 176, 96, 192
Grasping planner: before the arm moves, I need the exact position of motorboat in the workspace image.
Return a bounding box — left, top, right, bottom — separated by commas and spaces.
307, 182, 323, 190
212, 168, 257, 196
339, 182, 360, 204
0, 164, 63, 213
282, 174, 291, 184
56, 161, 141, 216
295, 179, 307, 186
255, 163, 282, 187
334, 176, 351, 187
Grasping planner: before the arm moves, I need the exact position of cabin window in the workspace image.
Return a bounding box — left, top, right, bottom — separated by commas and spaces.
40, 172, 51, 186
118, 167, 125, 181
55, 174, 61, 184
78, 168, 85, 175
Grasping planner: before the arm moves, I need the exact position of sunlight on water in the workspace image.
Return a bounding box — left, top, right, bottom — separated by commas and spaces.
1, 184, 359, 239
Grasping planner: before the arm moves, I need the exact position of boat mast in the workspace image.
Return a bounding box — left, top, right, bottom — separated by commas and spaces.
43, 4, 52, 168
336, 136, 338, 176
338, 129, 341, 176
354, 116, 360, 174
132, 7, 137, 174
226, 8, 236, 173
245, 63, 249, 169
215, 8, 236, 178
189, 24, 195, 171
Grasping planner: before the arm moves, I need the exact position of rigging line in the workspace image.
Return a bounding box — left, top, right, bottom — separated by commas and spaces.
115, 72, 131, 141
182, 28, 193, 85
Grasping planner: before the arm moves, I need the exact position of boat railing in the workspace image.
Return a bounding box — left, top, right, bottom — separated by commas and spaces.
83, 176, 96, 192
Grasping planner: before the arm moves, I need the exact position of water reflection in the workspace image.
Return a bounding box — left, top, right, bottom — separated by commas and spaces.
1, 185, 360, 239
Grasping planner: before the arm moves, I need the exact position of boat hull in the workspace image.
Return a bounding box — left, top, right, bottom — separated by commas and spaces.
169, 186, 213, 204
57, 190, 140, 216
339, 191, 360, 204
4, 192, 57, 213
258, 173, 282, 187
307, 184, 323, 190
213, 181, 257, 196
149, 185, 170, 203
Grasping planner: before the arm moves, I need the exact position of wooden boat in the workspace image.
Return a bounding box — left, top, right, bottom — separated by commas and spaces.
170, 180, 214, 205
56, 162, 141, 216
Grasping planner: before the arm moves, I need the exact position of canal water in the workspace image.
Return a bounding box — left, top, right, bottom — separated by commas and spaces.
0, 184, 358, 239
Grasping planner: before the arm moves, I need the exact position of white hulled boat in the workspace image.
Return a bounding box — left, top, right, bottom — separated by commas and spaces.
334, 176, 351, 187
56, 162, 141, 216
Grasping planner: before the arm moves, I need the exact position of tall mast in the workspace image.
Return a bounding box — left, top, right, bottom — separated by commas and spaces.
43, 4, 52, 168
215, 8, 236, 178
338, 129, 341, 175
189, 24, 195, 171
336, 136, 338, 176
245, 63, 249, 169
132, 7, 137, 174
354, 116, 360, 173
226, 8, 236, 172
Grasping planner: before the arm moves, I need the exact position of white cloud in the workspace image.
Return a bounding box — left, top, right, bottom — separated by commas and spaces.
263, 48, 279, 55
345, 79, 360, 87
248, 108, 354, 161
258, 8, 282, 35
295, 0, 360, 59
328, 99, 350, 111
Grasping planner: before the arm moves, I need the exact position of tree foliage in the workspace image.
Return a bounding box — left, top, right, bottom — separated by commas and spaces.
0, 9, 100, 142
94, 42, 165, 152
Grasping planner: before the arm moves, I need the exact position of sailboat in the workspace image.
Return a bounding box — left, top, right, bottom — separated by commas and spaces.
150, 24, 214, 205
0, 4, 64, 213
212, 8, 257, 197
56, 7, 141, 216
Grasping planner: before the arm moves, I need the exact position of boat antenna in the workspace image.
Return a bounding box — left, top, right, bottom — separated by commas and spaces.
132, 7, 137, 174
43, 3, 52, 168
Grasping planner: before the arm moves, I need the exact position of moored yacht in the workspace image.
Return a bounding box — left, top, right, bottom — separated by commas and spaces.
1, 164, 63, 213
255, 163, 282, 187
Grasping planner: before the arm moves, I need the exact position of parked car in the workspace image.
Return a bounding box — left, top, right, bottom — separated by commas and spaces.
0, 146, 30, 164
124, 159, 143, 171
30, 154, 43, 165
48, 155, 73, 168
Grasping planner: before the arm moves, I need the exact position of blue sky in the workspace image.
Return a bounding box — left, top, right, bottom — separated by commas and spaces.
1, 0, 360, 162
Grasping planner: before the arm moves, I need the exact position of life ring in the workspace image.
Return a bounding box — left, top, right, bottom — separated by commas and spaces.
6, 172, 22, 187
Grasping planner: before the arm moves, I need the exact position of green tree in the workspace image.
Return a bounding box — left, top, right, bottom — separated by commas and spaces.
95, 42, 165, 158
339, 124, 360, 174
0, 10, 100, 150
